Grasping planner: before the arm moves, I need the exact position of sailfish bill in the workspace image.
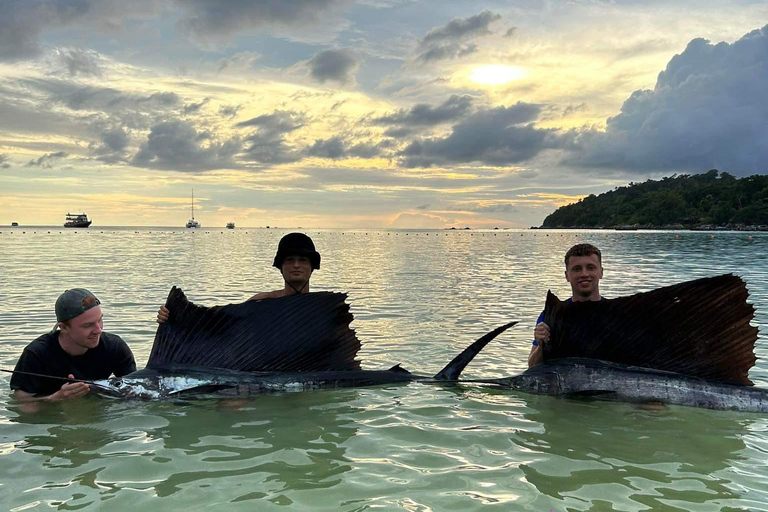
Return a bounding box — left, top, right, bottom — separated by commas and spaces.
81, 288, 516, 399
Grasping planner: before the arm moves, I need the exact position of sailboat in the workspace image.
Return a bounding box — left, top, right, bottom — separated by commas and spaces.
185, 189, 200, 228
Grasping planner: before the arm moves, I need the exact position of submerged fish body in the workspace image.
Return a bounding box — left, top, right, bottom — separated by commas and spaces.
90, 365, 441, 399
484, 358, 768, 413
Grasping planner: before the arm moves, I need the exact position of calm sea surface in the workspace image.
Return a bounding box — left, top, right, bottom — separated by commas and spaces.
1, 227, 767, 511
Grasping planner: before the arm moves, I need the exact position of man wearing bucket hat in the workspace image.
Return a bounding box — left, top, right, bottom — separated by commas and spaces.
156, 233, 322, 323
249, 232, 321, 300
10, 288, 136, 401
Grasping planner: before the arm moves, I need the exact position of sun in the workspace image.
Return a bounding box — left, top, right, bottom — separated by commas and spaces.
469, 65, 528, 85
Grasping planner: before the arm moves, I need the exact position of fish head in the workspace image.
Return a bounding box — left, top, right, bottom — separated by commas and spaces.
89, 376, 165, 399
508, 368, 562, 394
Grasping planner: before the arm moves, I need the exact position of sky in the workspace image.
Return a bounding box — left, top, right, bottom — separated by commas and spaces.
0, 0, 766, 228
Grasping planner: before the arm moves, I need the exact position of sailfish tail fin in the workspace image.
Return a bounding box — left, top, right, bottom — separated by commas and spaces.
433, 322, 517, 380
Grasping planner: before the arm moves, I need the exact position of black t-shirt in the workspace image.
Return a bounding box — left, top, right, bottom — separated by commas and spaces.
10, 331, 136, 396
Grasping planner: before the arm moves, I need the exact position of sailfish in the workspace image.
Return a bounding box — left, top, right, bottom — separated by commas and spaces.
472, 274, 768, 412
68, 288, 516, 399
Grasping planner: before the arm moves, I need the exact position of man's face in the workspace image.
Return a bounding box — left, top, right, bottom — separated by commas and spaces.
281, 255, 312, 284
60, 305, 104, 349
565, 254, 603, 300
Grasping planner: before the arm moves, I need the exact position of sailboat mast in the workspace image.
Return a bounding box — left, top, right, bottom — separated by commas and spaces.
191, 189, 195, 220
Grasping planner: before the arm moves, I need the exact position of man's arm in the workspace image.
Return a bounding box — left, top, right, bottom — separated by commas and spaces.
528, 322, 550, 368
12, 375, 90, 402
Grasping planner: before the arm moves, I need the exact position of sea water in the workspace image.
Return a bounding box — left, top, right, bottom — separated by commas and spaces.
1, 227, 767, 511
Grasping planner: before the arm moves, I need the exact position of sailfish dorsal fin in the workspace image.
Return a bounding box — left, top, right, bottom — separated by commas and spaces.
148, 287, 362, 371
543, 274, 758, 385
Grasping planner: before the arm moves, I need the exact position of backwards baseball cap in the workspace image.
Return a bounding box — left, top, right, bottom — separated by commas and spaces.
273, 233, 321, 270
55, 288, 101, 324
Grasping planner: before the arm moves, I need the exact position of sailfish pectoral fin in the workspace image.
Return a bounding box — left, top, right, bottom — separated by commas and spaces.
433, 322, 517, 381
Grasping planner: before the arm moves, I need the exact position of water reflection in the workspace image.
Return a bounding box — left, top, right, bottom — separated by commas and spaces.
5, 391, 359, 507
512, 394, 752, 510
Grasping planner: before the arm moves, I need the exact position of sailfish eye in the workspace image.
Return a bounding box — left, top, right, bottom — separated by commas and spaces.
113, 380, 123, 387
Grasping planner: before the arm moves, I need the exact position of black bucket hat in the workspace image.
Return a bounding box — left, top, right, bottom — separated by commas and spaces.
273, 233, 321, 270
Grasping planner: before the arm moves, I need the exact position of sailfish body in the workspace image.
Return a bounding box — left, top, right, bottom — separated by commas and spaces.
494, 358, 768, 413
89, 288, 514, 399
478, 274, 768, 412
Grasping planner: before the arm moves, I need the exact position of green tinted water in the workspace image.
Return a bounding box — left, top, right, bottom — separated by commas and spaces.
1, 228, 767, 511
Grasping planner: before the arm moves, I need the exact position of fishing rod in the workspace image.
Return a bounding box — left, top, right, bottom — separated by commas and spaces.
0, 368, 116, 394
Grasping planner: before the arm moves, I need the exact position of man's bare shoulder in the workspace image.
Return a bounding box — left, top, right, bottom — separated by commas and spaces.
247, 290, 285, 301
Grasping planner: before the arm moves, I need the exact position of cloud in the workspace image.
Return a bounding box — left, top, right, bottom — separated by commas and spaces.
53, 48, 106, 77
416, 10, 501, 62
0, 153, 10, 168
306, 48, 361, 84
25, 151, 68, 168
306, 136, 386, 159
307, 137, 345, 159
0, 0, 163, 62
571, 25, 768, 176
90, 126, 130, 163
235, 110, 307, 164
236, 110, 306, 132
177, 0, 351, 40
131, 120, 240, 171
373, 95, 474, 131
183, 97, 209, 115
21, 78, 181, 114
399, 102, 568, 168
219, 104, 241, 119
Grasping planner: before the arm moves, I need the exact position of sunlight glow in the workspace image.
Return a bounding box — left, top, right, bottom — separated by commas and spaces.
469, 65, 528, 85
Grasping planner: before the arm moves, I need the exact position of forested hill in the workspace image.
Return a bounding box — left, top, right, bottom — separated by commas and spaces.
541, 170, 768, 229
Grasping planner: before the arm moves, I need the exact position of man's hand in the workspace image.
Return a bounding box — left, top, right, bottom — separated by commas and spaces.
157, 306, 169, 324
533, 322, 550, 346
47, 375, 90, 401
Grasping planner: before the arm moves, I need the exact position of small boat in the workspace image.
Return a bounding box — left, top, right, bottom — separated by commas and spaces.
226, 222, 235, 229
64, 213, 92, 228
11, 222, 18, 227
186, 189, 200, 228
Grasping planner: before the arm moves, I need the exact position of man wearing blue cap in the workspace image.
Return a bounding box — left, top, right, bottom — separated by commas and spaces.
10, 288, 136, 401
156, 232, 322, 322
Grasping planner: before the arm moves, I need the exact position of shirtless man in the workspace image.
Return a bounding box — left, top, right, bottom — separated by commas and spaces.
157, 232, 321, 322
528, 243, 604, 367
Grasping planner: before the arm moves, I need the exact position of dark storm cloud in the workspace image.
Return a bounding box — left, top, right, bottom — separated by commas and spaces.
176, 0, 351, 39
373, 95, 474, 127
25, 151, 68, 168
131, 120, 240, 171
307, 48, 361, 84
571, 25, 768, 176
416, 10, 501, 62
398, 102, 567, 168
